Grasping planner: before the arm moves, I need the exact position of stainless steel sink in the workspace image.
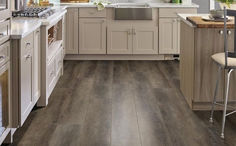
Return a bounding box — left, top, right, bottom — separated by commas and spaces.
114, 3, 152, 20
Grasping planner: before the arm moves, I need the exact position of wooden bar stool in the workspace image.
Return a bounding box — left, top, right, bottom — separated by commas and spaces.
209, 7, 236, 139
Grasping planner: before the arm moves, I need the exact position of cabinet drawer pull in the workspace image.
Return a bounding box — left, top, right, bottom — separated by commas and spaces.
227, 30, 232, 35
219, 30, 224, 35
26, 42, 31, 46
50, 71, 54, 77
0, 33, 4, 36
25, 54, 31, 60
0, 55, 6, 60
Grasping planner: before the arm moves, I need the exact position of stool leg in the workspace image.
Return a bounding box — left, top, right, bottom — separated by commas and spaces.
210, 66, 221, 123
221, 69, 233, 139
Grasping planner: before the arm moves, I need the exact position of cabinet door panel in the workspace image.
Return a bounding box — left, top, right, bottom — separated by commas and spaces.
33, 29, 40, 104
20, 50, 33, 126
133, 26, 158, 54
159, 18, 179, 54
107, 25, 132, 54
65, 8, 79, 54
79, 18, 106, 54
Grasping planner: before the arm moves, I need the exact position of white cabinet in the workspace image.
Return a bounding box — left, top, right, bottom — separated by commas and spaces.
107, 24, 158, 54
33, 28, 41, 103
107, 25, 132, 54
11, 29, 41, 127
65, 8, 79, 54
19, 33, 34, 126
159, 18, 180, 54
79, 18, 106, 54
133, 26, 158, 54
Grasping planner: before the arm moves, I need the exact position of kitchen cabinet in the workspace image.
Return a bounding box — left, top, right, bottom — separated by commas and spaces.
107, 25, 132, 54
133, 26, 158, 54
65, 8, 79, 54
20, 34, 33, 125
33, 28, 41, 103
79, 18, 106, 54
107, 24, 158, 54
38, 16, 64, 107
159, 18, 180, 54
180, 21, 235, 110
159, 8, 197, 54
11, 29, 41, 127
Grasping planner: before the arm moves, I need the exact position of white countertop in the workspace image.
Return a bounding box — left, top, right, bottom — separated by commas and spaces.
11, 6, 67, 39
11, 18, 42, 39
57, 2, 199, 8
177, 13, 209, 27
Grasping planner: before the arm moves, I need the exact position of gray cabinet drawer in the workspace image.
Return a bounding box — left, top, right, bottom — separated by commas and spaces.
159, 8, 197, 18
79, 8, 106, 18
0, 41, 10, 66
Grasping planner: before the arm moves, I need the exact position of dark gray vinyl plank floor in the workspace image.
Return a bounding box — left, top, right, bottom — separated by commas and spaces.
6, 60, 236, 146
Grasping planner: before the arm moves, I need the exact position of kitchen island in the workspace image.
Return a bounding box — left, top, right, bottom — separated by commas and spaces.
179, 14, 236, 110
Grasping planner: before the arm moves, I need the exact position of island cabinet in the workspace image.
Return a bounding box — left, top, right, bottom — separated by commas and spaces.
107, 24, 158, 54
78, 8, 107, 54
180, 21, 236, 110
159, 8, 197, 54
65, 8, 79, 54
11, 28, 41, 127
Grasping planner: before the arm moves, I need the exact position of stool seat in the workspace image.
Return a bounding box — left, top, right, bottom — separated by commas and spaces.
212, 53, 236, 67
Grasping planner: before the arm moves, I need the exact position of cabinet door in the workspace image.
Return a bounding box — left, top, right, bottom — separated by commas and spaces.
133, 26, 158, 54
33, 29, 40, 104
65, 8, 79, 54
107, 25, 132, 54
79, 18, 106, 54
159, 18, 180, 54
20, 48, 33, 126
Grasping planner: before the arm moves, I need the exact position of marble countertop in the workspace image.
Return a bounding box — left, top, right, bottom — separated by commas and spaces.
56, 2, 199, 8
11, 18, 42, 39
11, 6, 67, 39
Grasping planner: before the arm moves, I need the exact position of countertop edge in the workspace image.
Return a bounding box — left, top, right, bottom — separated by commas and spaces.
55, 2, 199, 8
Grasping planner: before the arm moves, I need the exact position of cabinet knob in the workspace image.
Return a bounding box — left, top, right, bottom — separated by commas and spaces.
50, 71, 54, 77
227, 30, 232, 35
219, 30, 224, 35
25, 54, 31, 60
0, 55, 5, 60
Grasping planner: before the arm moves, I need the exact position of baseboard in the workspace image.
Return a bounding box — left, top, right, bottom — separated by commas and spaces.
64, 54, 179, 60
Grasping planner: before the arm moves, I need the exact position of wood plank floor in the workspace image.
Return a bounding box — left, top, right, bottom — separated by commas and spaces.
6, 60, 236, 146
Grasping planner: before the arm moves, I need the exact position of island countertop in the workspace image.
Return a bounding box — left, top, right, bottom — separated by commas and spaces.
178, 13, 235, 28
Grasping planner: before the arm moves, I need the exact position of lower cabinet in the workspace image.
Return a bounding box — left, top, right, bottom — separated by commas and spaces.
133, 26, 158, 54
107, 24, 158, 54
107, 25, 132, 54
11, 29, 41, 127
65, 8, 79, 54
79, 18, 106, 54
159, 18, 180, 54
